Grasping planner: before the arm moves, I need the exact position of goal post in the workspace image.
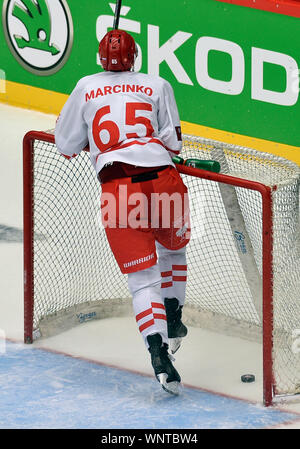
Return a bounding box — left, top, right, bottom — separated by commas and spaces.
23, 131, 57, 345
23, 130, 300, 406
177, 162, 274, 406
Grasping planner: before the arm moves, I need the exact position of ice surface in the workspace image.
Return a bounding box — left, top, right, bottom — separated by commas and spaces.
0, 103, 299, 428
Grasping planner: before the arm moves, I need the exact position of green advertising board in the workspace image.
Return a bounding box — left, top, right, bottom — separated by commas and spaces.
1, 0, 300, 162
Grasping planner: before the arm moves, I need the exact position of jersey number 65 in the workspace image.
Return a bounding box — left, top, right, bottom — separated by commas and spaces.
92, 102, 154, 153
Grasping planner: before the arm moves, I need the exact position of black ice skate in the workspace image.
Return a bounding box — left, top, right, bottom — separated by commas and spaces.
147, 333, 181, 395
164, 298, 188, 354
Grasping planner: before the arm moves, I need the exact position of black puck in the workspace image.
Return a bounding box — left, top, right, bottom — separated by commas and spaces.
241, 374, 255, 383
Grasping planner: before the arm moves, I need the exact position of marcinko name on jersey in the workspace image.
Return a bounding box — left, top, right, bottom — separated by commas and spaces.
85, 84, 154, 102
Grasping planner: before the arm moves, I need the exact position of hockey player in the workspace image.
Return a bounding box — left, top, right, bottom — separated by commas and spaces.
55, 30, 190, 395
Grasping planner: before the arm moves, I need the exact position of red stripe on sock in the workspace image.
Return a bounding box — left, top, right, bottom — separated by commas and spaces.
136, 308, 152, 322
172, 265, 187, 271
151, 302, 165, 310
153, 313, 167, 321
161, 281, 173, 288
139, 319, 155, 332
161, 271, 172, 278
173, 276, 187, 282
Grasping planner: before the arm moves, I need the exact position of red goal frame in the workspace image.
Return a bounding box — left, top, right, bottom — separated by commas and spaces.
23, 130, 275, 406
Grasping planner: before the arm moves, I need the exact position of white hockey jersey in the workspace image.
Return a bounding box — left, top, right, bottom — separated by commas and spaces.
55, 70, 182, 175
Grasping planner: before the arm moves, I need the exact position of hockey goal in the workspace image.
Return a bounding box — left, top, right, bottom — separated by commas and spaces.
23, 130, 300, 406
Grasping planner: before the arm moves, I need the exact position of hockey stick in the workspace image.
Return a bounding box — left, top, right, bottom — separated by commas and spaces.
113, 0, 122, 29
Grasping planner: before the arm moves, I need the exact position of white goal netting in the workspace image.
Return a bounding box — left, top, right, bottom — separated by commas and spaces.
24, 132, 300, 400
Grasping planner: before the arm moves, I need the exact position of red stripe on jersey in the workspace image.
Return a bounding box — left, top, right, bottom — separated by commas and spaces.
96, 138, 165, 162
165, 146, 180, 155
161, 281, 173, 288
139, 318, 155, 332
172, 265, 187, 271
114, 137, 163, 151
173, 276, 187, 282
161, 271, 172, 278
136, 308, 152, 322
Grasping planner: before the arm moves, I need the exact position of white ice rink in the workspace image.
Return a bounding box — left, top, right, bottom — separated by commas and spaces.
1, 102, 300, 429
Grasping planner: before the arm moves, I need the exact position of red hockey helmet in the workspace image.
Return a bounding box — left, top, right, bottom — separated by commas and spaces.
99, 30, 137, 71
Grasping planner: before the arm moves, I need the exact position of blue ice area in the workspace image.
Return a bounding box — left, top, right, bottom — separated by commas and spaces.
0, 341, 297, 429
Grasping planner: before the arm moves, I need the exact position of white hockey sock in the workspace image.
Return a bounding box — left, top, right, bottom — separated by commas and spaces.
156, 242, 187, 306
127, 264, 168, 347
